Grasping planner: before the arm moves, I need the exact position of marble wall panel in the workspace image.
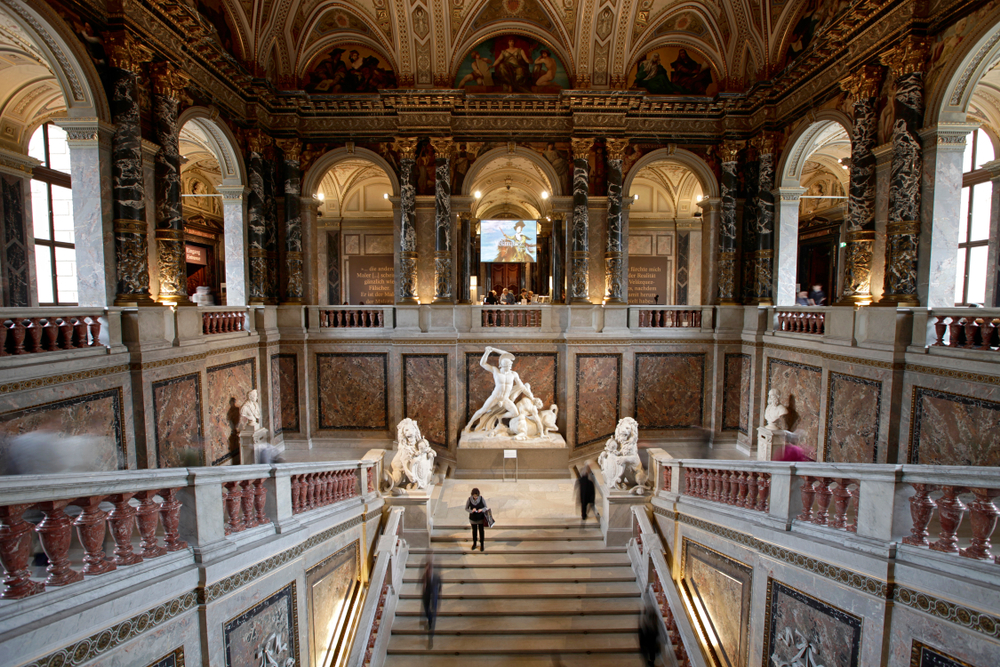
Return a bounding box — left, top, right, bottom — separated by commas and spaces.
307, 542, 360, 667
403, 354, 448, 447
634, 353, 705, 429
0, 388, 125, 472
826, 372, 882, 463
152, 373, 203, 468
766, 359, 822, 455
144, 648, 184, 667
206, 358, 256, 466
763, 579, 862, 667
271, 354, 299, 434
910, 642, 979, 667
682, 539, 752, 667
722, 353, 751, 433
910, 386, 1000, 466
465, 352, 557, 426
223, 582, 298, 667
575, 354, 621, 447
316, 353, 388, 430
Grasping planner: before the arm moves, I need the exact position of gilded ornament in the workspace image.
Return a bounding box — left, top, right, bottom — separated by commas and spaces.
880, 36, 931, 78
244, 129, 272, 155
392, 137, 419, 160
719, 141, 742, 163
840, 65, 882, 101
430, 137, 454, 156
605, 138, 629, 161
750, 133, 776, 156
571, 137, 594, 160
104, 31, 152, 74
275, 138, 301, 163
148, 62, 190, 100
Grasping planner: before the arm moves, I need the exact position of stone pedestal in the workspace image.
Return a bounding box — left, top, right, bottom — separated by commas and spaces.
756, 426, 788, 461
384, 491, 432, 548
603, 491, 649, 547
456, 433, 569, 479
239, 427, 269, 464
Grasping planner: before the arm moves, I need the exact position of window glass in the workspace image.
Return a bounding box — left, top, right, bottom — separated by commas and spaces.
31, 180, 49, 240
54, 246, 78, 304
28, 125, 46, 164
968, 246, 988, 304
45, 125, 71, 174
35, 245, 53, 303
963, 131, 975, 173
31, 122, 76, 305
50, 185, 74, 243
971, 182, 992, 242
959, 186, 970, 244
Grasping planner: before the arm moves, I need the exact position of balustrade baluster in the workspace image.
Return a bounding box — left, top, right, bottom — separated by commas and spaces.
0, 320, 8, 355
291, 476, 303, 513
902, 483, 938, 546
57, 317, 72, 349
929, 486, 967, 553
797, 477, 816, 522
254, 479, 269, 524
35, 500, 83, 586
72, 317, 88, 347
736, 472, 749, 507
73, 496, 115, 575
664, 467, 672, 493
0, 504, 44, 598
134, 492, 166, 558
757, 474, 771, 512
42, 318, 58, 350
830, 479, 853, 530
981, 319, 997, 350
106, 494, 143, 566
959, 488, 1000, 560
223, 481, 244, 534
241, 480, 258, 528
724, 471, 736, 504
158, 488, 187, 551
813, 478, 833, 525
26, 318, 42, 353
964, 318, 979, 348
948, 318, 964, 347
747, 472, 759, 510
932, 316, 948, 345
10, 319, 26, 354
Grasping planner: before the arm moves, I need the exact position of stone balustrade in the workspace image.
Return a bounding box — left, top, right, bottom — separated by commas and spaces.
649, 547, 702, 667
0, 459, 379, 602
319, 308, 386, 328
775, 308, 826, 334
201, 309, 246, 334
928, 309, 1000, 349
0, 309, 108, 355
796, 476, 859, 532
637, 308, 702, 328
479, 307, 542, 327
682, 466, 772, 513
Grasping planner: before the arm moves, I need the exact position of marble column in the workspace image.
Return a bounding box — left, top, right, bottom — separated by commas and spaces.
983, 160, 1000, 306
570, 138, 593, 303
698, 197, 721, 305
276, 139, 303, 303
551, 213, 564, 303
878, 38, 929, 307
244, 130, 270, 304
431, 137, 454, 303
750, 134, 776, 304
871, 144, 893, 301
718, 141, 741, 304
394, 138, 419, 304
458, 212, 472, 303
217, 186, 249, 306
149, 62, 191, 306
105, 31, 155, 306
838, 65, 882, 305
603, 138, 627, 304
741, 155, 760, 303
774, 187, 807, 305
262, 148, 279, 303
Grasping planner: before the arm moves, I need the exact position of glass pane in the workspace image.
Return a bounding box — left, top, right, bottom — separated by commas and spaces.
35, 245, 53, 304
968, 245, 988, 305
54, 246, 77, 304
50, 184, 74, 243
45, 124, 71, 174
30, 180, 50, 240
963, 131, 975, 173
971, 182, 992, 242
955, 249, 967, 305
959, 186, 970, 244
27, 125, 46, 164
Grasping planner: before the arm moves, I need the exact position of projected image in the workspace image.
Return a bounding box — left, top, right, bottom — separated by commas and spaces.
481, 219, 537, 263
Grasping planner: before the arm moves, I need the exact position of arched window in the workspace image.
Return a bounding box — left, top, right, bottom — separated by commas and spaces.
28, 123, 76, 305
956, 127, 994, 306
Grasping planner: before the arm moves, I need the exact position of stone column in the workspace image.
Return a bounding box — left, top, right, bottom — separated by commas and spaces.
718, 141, 741, 303
838, 65, 882, 305
458, 212, 472, 303
262, 147, 279, 303
276, 139, 303, 303
604, 138, 627, 304
105, 31, 155, 306
149, 62, 191, 306
394, 138, 419, 304
244, 130, 270, 304
431, 137, 454, 303
750, 134, 776, 304
774, 187, 807, 305
878, 37, 929, 307
871, 144, 893, 301
983, 160, 1000, 306
551, 213, 564, 303
698, 197, 721, 305
741, 154, 760, 303
217, 186, 249, 306
570, 138, 593, 303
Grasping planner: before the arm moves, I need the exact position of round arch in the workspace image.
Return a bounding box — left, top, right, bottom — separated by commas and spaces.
623, 147, 720, 199
0, 0, 109, 121
927, 6, 1000, 125
776, 110, 854, 188
462, 146, 564, 197
449, 28, 575, 83
176, 107, 246, 186
301, 147, 401, 199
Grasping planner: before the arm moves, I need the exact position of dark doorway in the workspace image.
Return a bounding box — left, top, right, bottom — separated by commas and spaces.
797, 228, 838, 303
489, 263, 522, 294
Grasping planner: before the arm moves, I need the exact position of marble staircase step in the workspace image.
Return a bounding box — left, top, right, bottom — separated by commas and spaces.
405, 552, 632, 567
395, 597, 644, 616
410, 540, 616, 553
429, 529, 603, 542
383, 654, 647, 667
386, 632, 641, 653
398, 581, 641, 598
390, 614, 638, 634
402, 566, 635, 583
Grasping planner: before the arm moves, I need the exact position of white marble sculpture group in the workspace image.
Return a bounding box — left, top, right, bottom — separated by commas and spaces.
463, 347, 560, 441
384, 417, 437, 494
598, 417, 650, 494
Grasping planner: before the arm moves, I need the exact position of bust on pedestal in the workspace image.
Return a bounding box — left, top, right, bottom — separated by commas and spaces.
238, 389, 269, 464
757, 389, 789, 461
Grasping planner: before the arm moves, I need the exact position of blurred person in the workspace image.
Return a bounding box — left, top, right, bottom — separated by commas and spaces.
3, 413, 104, 475
576, 464, 596, 521
421, 553, 442, 648
796, 290, 810, 305
485, 289, 499, 305
500, 287, 516, 305
466, 487, 488, 551
638, 602, 662, 667
808, 283, 826, 305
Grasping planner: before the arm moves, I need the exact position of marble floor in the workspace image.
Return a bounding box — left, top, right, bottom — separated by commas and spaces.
433, 477, 585, 525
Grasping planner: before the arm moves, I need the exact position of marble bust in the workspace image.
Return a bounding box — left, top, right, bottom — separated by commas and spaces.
239, 389, 261, 431
763, 389, 788, 430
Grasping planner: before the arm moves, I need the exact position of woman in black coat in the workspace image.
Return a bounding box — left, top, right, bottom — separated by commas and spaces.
466, 487, 488, 551
577, 465, 596, 521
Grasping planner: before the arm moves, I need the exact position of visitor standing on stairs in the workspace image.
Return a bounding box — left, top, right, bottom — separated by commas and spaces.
466, 487, 488, 551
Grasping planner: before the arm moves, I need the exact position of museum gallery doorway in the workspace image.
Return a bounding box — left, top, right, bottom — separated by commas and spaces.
489, 262, 523, 295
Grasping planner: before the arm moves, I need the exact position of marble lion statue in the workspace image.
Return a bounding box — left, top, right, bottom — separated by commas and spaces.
383, 418, 436, 494
598, 417, 649, 494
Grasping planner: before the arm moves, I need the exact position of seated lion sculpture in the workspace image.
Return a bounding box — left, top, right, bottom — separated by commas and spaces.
597, 417, 649, 494
383, 418, 436, 494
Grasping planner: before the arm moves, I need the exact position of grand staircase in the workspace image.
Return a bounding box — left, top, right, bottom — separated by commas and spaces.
384, 520, 649, 666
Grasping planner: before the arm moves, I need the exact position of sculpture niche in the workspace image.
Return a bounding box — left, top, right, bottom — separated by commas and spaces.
598, 417, 650, 494
384, 418, 437, 494
462, 347, 562, 446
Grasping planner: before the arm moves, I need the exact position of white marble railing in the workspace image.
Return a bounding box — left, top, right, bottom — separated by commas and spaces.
0, 308, 118, 355
307, 305, 395, 333
927, 308, 1000, 350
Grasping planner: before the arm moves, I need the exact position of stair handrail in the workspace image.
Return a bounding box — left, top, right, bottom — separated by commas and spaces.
629, 505, 657, 591
649, 546, 710, 667
346, 507, 408, 667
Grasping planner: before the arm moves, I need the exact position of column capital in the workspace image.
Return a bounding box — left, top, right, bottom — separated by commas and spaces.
840, 64, 882, 101
880, 36, 931, 78
217, 185, 251, 201
54, 118, 115, 147
275, 138, 301, 163
719, 141, 743, 163
697, 196, 723, 211
429, 137, 454, 156
148, 61, 190, 100
918, 122, 979, 153
0, 148, 40, 178
243, 128, 272, 155
750, 132, 777, 156
392, 137, 419, 160
571, 137, 594, 160
772, 186, 808, 201
103, 30, 152, 74
605, 138, 629, 161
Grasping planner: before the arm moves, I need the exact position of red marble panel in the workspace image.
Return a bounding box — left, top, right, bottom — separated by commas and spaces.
634, 353, 705, 429
826, 372, 881, 463
0, 389, 125, 472
153, 373, 203, 467
464, 351, 557, 427
910, 386, 1000, 466
271, 354, 299, 434
764, 579, 861, 667
575, 354, 620, 447
317, 353, 388, 430
722, 353, 750, 433
766, 359, 821, 456
206, 358, 256, 466
403, 354, 448, 447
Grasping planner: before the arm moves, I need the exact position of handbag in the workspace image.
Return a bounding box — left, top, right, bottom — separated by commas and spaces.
483, 508, 496, 528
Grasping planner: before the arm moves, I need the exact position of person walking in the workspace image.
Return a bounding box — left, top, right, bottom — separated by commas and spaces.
577, 464, 596, 521
466, 487, 488, 551
638, 603, 662, 667
421, 553, 442, 648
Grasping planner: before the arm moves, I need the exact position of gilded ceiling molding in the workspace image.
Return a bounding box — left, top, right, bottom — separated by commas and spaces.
576, 0, 597, 87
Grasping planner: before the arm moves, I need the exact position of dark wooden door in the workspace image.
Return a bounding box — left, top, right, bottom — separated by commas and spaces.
490, 263, 522, 294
